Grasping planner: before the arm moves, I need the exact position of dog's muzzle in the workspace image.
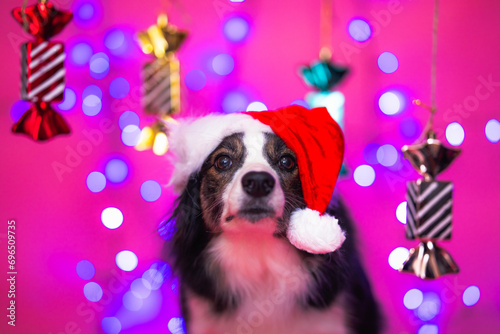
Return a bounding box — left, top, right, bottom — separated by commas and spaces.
237, 171, 277, 222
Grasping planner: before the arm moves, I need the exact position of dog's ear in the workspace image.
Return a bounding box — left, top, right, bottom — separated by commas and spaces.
164, 173, 212, 270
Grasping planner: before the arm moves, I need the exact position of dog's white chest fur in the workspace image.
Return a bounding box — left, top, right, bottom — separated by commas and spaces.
185, 229, 348, 334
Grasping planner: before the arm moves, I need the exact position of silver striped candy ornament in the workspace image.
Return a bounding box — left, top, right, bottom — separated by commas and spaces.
399, 130, 460, 279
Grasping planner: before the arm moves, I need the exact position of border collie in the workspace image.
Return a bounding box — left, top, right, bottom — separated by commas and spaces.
163, 108, 382, 334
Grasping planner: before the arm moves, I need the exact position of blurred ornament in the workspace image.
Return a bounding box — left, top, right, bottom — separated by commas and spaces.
136, 13, 186, 155
137, 14, 187, 59
402, 130, 461, 181
300, 49, 349, 92
11, 0, 72, 141
135, 117, 177, 156
142, 56, 180, 116
299, 0, 350, 176
400, 112, 461, 279
12, 0, 73, 41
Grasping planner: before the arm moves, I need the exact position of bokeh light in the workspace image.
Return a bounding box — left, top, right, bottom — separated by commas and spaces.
119, 111, 140, 130
222, 91, 249, 113
184, 69, 207, 91
10, 100, 31, 122
348, 18, 372, 42
121, 125, 142, 147
418, 324, 439, 334
168, 317, 185, 334
83, 84, 103, 99
105, 158, 129, 183
73, 0, 101, 27
158, 220, 176, 241
417, 292, 441, 321
140, 180, 162, 202
463, 285, 480, 306
376, 144, 398, 166
212, 53, 234, 75
485, 119, 500, 143
82, 85, 103, 116
116, 250, 138, 272
399, 117, 421, 139
70, 42, 93, 66
101, 207, 124, 229
388, 247, 409, 270
246, 101, 268, 112
223, 17, 250, 42
83, 282, 103, 302
76, 260, 96, 280
379, 91, 404, 115
396, 201, 407, 224
89, 52, 110, 79
445, 122, 465, 146
109, 77, 130, 99
353, 165, 375, 187
58, 88, 77, 111
104, 28, 125, 51
76, 3, 94, 21
131, 278, 151, 299
82, 95, 102, 116
290, 99, 310, 109
86, 171, 106, 193
101, 317, 122, 334
363, 143, 380, 165
377, 52, 399, 73
123, 291, 143, 311
403, 288, 423, 310
142, 268, 165, 290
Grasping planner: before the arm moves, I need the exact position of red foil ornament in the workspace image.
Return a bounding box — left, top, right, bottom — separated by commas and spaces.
11, 0, 72, 141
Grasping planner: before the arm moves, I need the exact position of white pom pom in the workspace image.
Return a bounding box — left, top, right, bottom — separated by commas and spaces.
287, 208, 346, 254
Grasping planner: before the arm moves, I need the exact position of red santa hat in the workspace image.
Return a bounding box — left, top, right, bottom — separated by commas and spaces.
169, 105, 346, 254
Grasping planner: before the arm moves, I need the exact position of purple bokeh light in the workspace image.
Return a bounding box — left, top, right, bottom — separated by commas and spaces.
184, 70, 207, 91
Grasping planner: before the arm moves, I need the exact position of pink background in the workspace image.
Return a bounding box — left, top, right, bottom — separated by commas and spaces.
1, 0, 499, 333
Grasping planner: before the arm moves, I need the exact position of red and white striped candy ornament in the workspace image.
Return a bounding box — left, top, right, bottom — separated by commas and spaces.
11, 0, 73, 141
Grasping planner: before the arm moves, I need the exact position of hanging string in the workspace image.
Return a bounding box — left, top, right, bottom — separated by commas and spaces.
319, 0, 333, 60
413, 0, 439, 140
21, 0, 29, 32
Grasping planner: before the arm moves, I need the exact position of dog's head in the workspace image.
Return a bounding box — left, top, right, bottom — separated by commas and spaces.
168, 106, 345, 254
198, 130, 305, 235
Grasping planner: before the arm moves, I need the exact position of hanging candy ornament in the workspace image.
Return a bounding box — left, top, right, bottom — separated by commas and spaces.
399, 0, 461, 279
135, 14, 187, 154
400, 125, 461, 279
135, 116, 177, 156
11, 0, 73, 141
299, 0, 349, 176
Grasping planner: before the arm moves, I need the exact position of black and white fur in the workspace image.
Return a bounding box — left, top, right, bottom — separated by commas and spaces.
164, 126, 382, 334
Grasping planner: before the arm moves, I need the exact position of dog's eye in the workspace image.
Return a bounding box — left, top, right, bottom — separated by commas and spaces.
215, 155, 233, 171
278, 154, 296, 171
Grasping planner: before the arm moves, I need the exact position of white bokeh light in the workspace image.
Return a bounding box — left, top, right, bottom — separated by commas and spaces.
246, 101, 268, 112
353, 165, 376, 187
379, 91, 403, 115
463, 285, 480, 306
115, 250, 138, 271
101, 207, 123, 229
388, 247, 409, 270
376, 144, 398, 166
396, 201, 407, 224
404, 288, 423, 309
485, 119, 500, 143
445, 122, 465, 146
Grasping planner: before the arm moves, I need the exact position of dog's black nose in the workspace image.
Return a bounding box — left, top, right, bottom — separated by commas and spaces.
242, 171, 275, 197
